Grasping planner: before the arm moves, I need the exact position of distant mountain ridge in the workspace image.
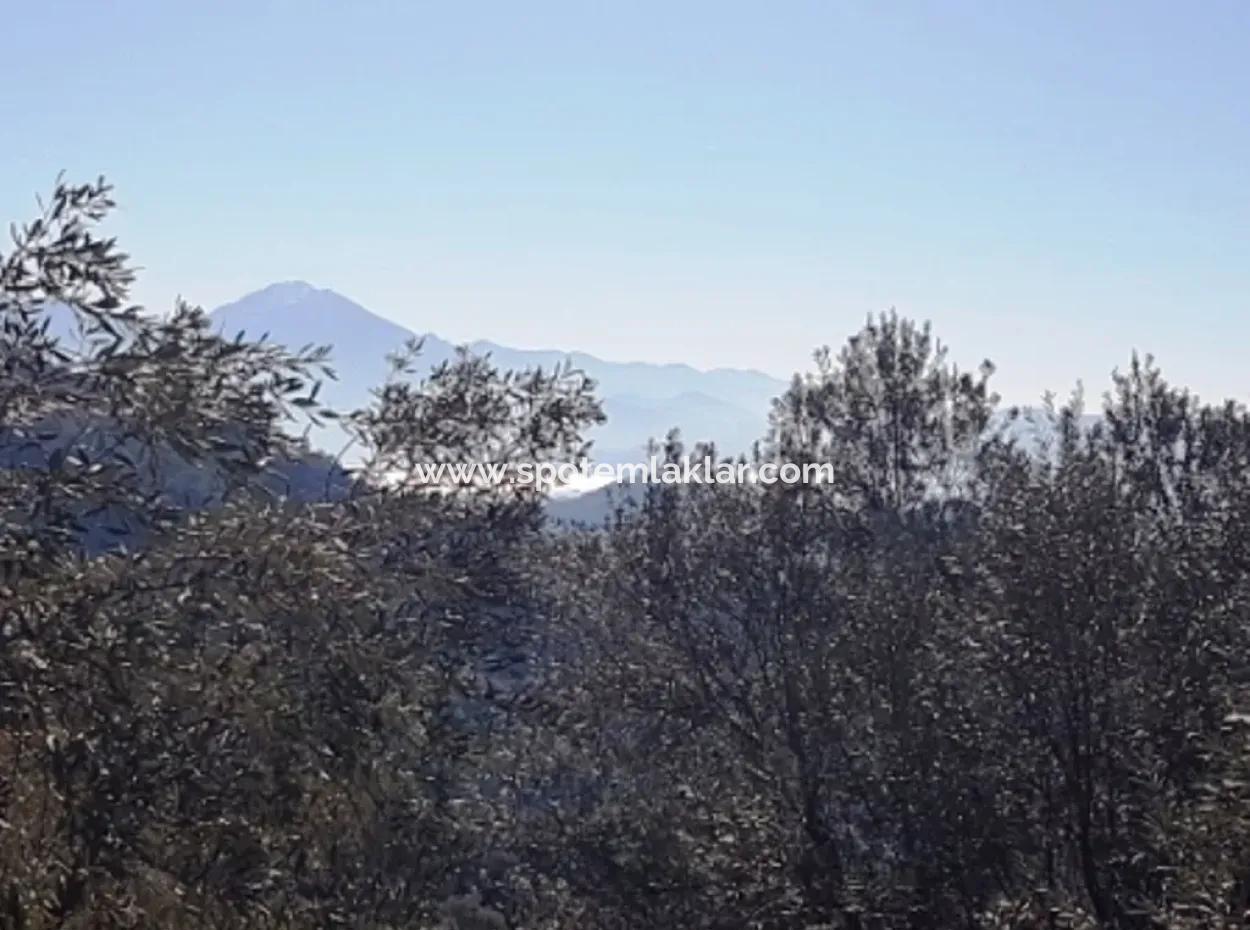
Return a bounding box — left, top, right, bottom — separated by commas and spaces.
209, 282, 787, 462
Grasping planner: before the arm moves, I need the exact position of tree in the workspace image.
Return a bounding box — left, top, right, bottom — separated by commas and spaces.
769, 309, 996, 514
532, 318, 1012, 927
0, 178, 603, 929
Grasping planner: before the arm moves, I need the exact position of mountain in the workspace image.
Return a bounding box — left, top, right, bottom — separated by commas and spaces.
209, 282, 787, 462
210, 281, 458, 391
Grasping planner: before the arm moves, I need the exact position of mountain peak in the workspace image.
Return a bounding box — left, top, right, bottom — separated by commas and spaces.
248, 280, 324, 305
209, 282, 429, 365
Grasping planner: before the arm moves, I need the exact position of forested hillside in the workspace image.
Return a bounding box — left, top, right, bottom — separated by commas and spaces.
4, 180, 1250, 929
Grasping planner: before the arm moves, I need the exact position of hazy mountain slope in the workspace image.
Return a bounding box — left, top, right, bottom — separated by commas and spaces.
469, 339, 782, 409
210, 282, 459, 409
208, 282, 786, 461
595, 391, 768, 463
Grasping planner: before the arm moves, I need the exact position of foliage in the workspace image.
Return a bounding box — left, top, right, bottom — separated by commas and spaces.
3, 179, 1250, 930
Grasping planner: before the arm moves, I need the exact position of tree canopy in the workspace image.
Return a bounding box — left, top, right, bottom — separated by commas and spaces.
3, 179, 1250, 930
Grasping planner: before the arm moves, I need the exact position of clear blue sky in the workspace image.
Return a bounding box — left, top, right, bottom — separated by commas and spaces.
3, 0, 1248, 404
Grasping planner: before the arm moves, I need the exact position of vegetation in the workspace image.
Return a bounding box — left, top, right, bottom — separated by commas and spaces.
3, 180, 1250, 929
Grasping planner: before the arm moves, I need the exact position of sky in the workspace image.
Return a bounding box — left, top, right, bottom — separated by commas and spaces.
2, 0, 1249, 405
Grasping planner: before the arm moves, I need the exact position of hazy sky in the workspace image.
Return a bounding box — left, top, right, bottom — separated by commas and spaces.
3, 1, 1248, 404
